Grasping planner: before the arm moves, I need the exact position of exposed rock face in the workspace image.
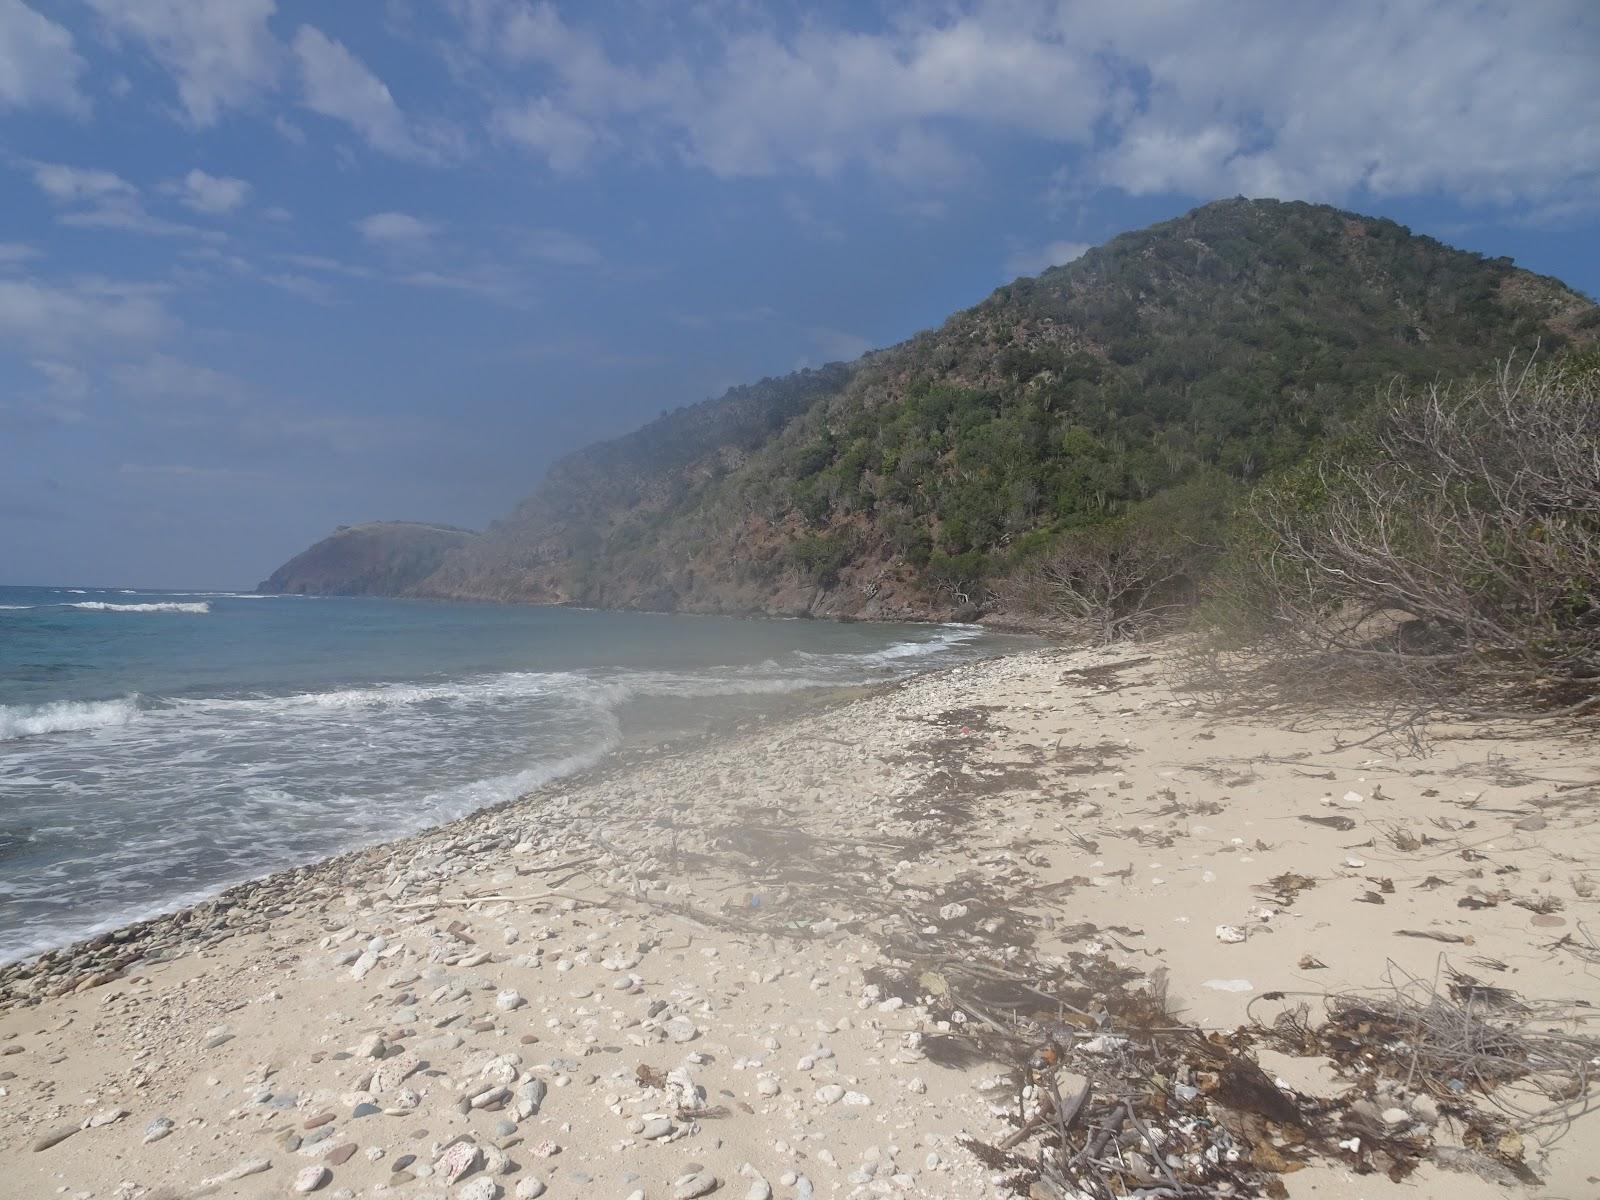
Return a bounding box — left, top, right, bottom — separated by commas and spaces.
258, 521, 477, 596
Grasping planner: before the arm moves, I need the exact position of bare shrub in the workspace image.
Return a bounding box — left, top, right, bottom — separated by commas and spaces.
997, 521, 1195, 643
1214, 356, 1600, 715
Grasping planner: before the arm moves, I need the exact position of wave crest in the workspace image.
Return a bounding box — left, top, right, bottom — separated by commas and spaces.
67, 601, 210, 614
0, 697, 141, 741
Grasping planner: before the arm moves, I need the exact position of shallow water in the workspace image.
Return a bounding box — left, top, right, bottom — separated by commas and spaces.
0, 585, 1033, 962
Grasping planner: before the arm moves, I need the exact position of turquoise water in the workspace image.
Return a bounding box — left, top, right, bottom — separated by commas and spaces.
0, 585, 1031, 962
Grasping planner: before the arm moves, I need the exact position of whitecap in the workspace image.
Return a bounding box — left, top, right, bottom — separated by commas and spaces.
0, 697, 142, 741
65, 601, 210, 614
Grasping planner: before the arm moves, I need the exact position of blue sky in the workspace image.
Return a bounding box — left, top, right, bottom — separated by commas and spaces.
2, 1, 1597, 588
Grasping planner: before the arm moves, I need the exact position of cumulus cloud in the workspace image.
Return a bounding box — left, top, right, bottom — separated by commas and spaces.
0, 0, 88, 113
293, 25, 459, 163
85, 0, 278, 125
354, 211, 439, 243
1005, 239, 1091, 278
169, 169, 251, 215
457, 0, 1600, 217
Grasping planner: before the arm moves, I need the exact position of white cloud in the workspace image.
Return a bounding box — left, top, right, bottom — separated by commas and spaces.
1005, 239, 1091, 278
293, 25, 458, 163
0, 0, 88, 113
85, 0, 279, 126
458, 1, 1600, 216
354, 211, 439, 243
30, 162, 135, 203
492, 96, 603, 173
1075, 0, 1600, 213
170, 169, 251, 215
26, 160, 217, 239
0, 276, 173, 353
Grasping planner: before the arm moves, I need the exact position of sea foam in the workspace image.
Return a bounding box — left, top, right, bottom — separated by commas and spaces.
65, 601, 210, 614
0, 697, 141, 741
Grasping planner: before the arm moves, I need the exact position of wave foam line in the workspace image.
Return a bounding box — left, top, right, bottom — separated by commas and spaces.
0, 697, 141, 742
65, 601, 210, 614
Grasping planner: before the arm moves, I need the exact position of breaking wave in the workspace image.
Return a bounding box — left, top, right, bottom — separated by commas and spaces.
65, 601, 210, 614
0, 697, 142, 742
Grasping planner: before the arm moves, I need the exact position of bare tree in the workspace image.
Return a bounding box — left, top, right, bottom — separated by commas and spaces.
1232, 356, 1600, 713
998, 520, 1198, 643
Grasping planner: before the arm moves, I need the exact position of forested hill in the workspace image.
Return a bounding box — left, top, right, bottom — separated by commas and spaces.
353, 199, 1599, 616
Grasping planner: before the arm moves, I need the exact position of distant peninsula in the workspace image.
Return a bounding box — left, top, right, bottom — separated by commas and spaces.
258, 521, 477, 596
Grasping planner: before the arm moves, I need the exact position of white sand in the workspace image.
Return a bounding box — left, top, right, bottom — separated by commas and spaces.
3, 644, 1596, 1199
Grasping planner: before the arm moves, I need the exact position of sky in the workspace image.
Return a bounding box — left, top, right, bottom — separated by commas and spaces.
1, 1, 1597, 588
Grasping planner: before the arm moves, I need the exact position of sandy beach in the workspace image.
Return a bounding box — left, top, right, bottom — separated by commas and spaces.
3, 644, 1597, 1200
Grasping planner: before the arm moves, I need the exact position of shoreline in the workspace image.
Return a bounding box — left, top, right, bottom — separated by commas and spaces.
4, 643, 1597, 1199
0, 672, 899, 1004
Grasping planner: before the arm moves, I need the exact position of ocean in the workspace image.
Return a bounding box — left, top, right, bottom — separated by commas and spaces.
0, 585, 1032, 963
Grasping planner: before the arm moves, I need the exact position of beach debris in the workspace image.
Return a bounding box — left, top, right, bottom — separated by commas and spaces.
1203, 978, 1254, 991
437, 1141, 482, 1185
1215, 923, 1248, 943
1300, 814, 1357, 831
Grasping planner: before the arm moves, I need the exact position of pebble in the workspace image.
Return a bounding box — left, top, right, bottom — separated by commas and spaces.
143, 1116, 174, 1144
31, 1125, 78, 1152
293, 1165, 332, 1193
514, 1178, 547, 1198
513, 1078, 547, 1119
457, 1180, 501, 1200
665, 1015, 699, 1043
496, 989, 526, 1011
326, 1143, 358, 1165
640, 1115, 674, 1139
814, 1084, 845, 1105
673, 1170, 719, 1198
